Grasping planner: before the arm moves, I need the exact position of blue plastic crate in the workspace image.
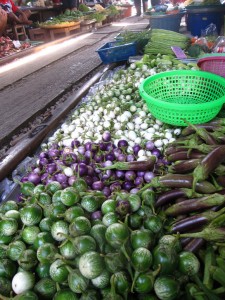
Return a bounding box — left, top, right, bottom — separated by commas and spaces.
96, 41, 137, 64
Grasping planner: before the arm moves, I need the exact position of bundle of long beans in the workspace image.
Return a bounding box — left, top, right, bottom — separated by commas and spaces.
144, 29, 190, 56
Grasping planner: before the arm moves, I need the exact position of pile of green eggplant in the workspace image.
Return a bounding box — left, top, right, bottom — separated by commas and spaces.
0, 177, 207, 300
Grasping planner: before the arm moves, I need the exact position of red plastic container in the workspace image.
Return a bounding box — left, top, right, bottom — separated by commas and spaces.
197, 54, 225, 78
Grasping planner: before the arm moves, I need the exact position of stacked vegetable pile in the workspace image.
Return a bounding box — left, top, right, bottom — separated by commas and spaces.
144, 29, 190, 56
105, 5, 120, 18
144, 29, 214, 59
78, 3, 108, 23
115, 30, 151, 55
0, 179, 196, 299
2, 45, 225, 299
39, 10, 84, 28
159, 120, 225, 248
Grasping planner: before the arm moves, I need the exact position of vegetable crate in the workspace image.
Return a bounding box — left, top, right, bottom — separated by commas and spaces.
96, 41, 137, 64
149, 13, 184, 33
139, 70, 225, 126
197, 54, 225, 78
114, 32, 149, 55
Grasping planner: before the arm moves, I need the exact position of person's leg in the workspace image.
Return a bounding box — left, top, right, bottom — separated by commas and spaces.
0, 7, 7, 36
17, 10, 32, 24
69, 0, 78, 9
142, 0, 148, 12
23, 10, 32, 19
7, 12, 21, 24
62, 0, 70, 11
134, 0, 141, 16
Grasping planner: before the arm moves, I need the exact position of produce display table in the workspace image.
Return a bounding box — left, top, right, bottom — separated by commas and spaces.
28, 27, 50, 41
42, 23, 81, 40
80, 20, 96, 32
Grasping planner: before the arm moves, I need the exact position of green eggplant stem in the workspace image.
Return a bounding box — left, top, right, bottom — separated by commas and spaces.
212, 287, 225, 294
186, 283, 205, 300
192, 274, 221, 300
110, 274, 117, 299
126, 263, 134, 281
174, 135, 199, 146
131, 271, 140, 293
183, 120, 217, 145
216, 257, 225, 273
177, 227, 225, 242
203, 245, 215, 289
98, 158, 156, 171
65, 265, 73, 273
0, 295, 10, 300
210, 266, 225, 287
131, 265, 160, 294
182, 144, 216, 154
120, 243, 130, 262
56, 282, 60, 292
209, 213, 225, 227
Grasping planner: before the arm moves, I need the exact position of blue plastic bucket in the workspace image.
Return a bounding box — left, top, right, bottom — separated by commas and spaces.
186, 12, 223, 36
149, 13, 184, 32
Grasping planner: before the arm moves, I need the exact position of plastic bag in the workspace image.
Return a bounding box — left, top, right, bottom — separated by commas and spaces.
0, 178, 17, 202
201, 23, 218, 42
191, 37, 211, 54
211, 36, 225, 53
194, 37, 208, 46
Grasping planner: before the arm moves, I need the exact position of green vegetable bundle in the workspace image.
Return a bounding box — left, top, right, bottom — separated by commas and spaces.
144, 29, 190, 56
39, 10, 84, 26
105, 5, 120, 16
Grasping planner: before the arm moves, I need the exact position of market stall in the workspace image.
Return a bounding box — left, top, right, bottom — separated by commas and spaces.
1, 24, 225, 299
20, 4, 63, 23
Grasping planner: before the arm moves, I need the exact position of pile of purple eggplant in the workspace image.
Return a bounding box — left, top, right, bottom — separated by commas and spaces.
139, 119, 225, 253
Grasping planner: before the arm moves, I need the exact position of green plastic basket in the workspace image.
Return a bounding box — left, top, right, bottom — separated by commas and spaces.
139, 70, 225, 126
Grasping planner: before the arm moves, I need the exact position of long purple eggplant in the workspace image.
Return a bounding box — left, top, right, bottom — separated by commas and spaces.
184, 238, 205, 253
168, 159, 201, 174
180, 237, 193, 247
177, 213, 225, 242
164, 146, 187, 156
182, 144, 218, 154
164, 193, 225, 217
192, 145, 225, 191
182, 118, 225, 136
181, 124, 225, 136
155, 188, 202, 208
147, 174, 217, 194
211, 131, 225, 143
167, 151, 205, 162
169, 207, 225, 233
183, 121, 218, 145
